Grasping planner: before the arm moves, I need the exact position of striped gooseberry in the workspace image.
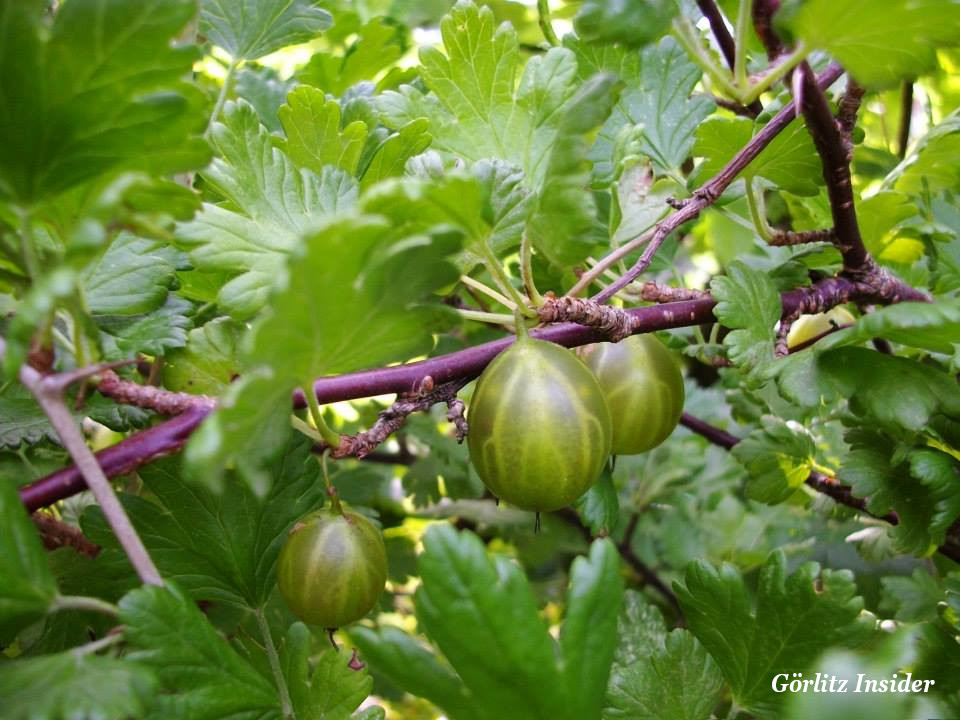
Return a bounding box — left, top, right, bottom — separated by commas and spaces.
582, 334, 684, 455
276, 508, 387, 629
467, 334, 612, 511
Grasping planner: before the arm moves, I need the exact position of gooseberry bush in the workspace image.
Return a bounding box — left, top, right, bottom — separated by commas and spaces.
2, 0, 960, 718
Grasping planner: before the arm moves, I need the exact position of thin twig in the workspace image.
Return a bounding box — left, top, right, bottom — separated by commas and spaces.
897, 81, 914, 159
32, 512, 100, 557
695, 0, 764, 116
768, 228, 836, 246
11, 348, 163, 585
593, 63, 844, 303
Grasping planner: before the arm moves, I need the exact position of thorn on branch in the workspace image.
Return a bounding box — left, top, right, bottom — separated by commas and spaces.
836, 79, 865, 162
537, 294, 634, 341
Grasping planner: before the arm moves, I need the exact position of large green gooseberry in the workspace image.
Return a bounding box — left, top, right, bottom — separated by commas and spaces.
276, 508, 387, 629
467, 335, 612, 512
582, 334, 685, 455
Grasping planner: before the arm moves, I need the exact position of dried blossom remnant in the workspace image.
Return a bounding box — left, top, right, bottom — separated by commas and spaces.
537, 294, 634, 341
32, 512, 101, 557
97, 370, 215, 415
329, 378, 469, 459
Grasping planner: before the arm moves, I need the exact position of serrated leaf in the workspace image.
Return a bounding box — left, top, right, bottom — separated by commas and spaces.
731, 416, 815, 504
163, 317, 244, 395
839, 430, 941, 554
0, 477, 57, 642
591, 37, 714, 178
818, 347, 960, 432
350, 626, 478, 720
377, 2, 580, 187
96, 294, 193, 360
299, 18, 404, 95
676, 551, 868, 715
560, 538, 623, 719
201, 0, 332, 61
693, 116, 822, 196
881, 567, 948, 622
119, 582, 281, 719
609, 591, 669, 669
604, 629, 724, 720
86, 436, 323, 607
0, 0, 210, 204
177, 100, 358, 319
710, 261, 781, 386
0, 650, 157, 720
282, 623, 380, 720
573, 470, 620, 536
785, 0, 960, 88
83, 233, 177, 316
278, 87, 369, 176
844, 297, 960, 355
234, 66, 296, 132
358, 119, 432, 190
908, 447, 960, 534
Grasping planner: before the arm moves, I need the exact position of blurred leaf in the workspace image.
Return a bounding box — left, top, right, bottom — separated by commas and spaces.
201, 0, 332, 61
0, 650, 157, 720
0, 477, 57, 643
0, 0, 210, 205
83, 233, 177, 316
299, 18, 405, 94
573, 470, 620, 536
784, 0, 960, 88
163, 317, 245, 395
574, 0, 676, 48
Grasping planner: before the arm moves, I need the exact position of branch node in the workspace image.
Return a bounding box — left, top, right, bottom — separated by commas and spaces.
537, 295, 634, 341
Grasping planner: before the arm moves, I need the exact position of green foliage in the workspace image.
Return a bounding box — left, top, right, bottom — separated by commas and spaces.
352, 527, 622, 720
731, 416, 815, 503
676, 551, 871, 715
201, 0, 332, 61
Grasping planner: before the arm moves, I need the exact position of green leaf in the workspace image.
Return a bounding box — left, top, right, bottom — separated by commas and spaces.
283, 623, 380, 720
0, 477, 57, 642
86, 436, 323, 607
82, 233, 178, 316
0, 650, 157, 720
414, 524, 567, 720
177, 100, 358, 319
358, 119, 432, 190
278, 87, 369, 177
840, 298, 960, 355
377, 2, 580, 186
887, 109, 960, 193
840, 430, 943, 554
604, 629, 724, 720
573, 470, 620, 536
183, 371, 292, 495
0, 0, 210, 204
526, 72, 620, 266
119, 582, 281, 719
574, 0, 677, 48
908, 447, 960, 537
731, 416, 815, 504
349, 626, 477, 720
234, 66, 296, 132
818, 347, 960, 432
856, 192, 920, 262
96, 295, 193, 360
710, 261, 781, 386
201, 0, 332, 61
881, 567, 949, 622
693, 116, 822, 196
560, 538, 623, 719
591, 37, 714, 178
163, 317, 245, 395
299, 18, 405, 94
785, 0, 960, 88
609, 591, 669, 669
676, 551, 868, 715
246, 215, 460, 384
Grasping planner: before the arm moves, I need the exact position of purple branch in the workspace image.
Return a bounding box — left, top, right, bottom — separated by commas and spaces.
593, 63, 843, 303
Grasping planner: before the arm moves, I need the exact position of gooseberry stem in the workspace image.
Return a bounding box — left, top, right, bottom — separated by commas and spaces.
255, 607, 294, 720
320, 450, 342, 514
513, 308, 530, 340
520, 231, 544, 306
304, 386, 340, 449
